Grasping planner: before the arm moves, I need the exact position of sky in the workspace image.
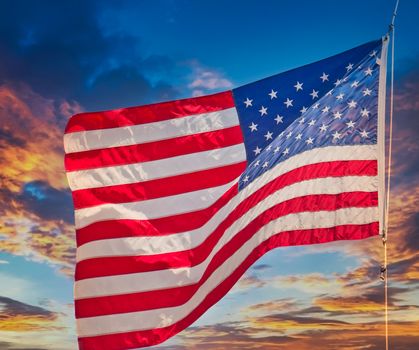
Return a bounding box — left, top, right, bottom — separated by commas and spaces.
0, 0, 418, 349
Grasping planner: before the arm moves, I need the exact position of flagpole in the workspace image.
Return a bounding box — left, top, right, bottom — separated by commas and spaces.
383, 1, 399, 350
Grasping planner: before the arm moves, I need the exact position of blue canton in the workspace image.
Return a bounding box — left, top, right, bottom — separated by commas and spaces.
232, 39, 384, 191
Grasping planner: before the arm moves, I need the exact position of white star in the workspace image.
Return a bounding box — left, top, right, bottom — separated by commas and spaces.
364, 67, 373, 76
242, 175, 249, 183
264, 131, 273, 141
322, 106, 330, 113
253, 146, 262, 155
362, 88, 372, 96
274, 146, 280, 153
310, 89, 319, 99
360, 129, 369, 138
294, 81, 303, 91
249, 122, 258, 132
319, 123, 328, 132
336, 93, 344, 100
312, 103, 320, 109
253, 160, 260, 167
333, 111, 343, 119
295, 133, 302, 140
286, 131, 293, 139
361, 108, 370, 117
306, 137, 314, 145
300, 106, 307, 114
259, 106, 268, 116
348, 100, 357, 108
298, 117, 305, 125
268, 89, 278, 99
370, 50, 377, 57
326, 89, 334, 96
346, 120, 356, 128
351, 81, 360, 88
262, 161, 269, 168
275, 115, 284, 124
346, 63, 354, 71
332, 131, 342, 140
266, 145, 272, 152
284, 98, 293, 108
334, 79, 342, 86
282, 148, 289, 155
244, 98, 253, 107
320, 72, 329, 82
308, 119, 316, 126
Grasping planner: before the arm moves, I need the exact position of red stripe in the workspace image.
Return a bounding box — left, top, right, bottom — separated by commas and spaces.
76, 182, 239, 246
77, 222, 378, 350
72, 162, 246, 210
75, 190, 377, 282
65, 91, 234, 133
65, 126, 243, 172
75, 160, 377, 246
75, 191, 377, 318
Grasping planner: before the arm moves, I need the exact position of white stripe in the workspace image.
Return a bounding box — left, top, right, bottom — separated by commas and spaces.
76, 206, 378, 336
64, 108, 239, 154
66, 144, 246, 191
75, 175, 378, 299
75, 179, 237, 229
76, 144, 377, 260
76, 175, 377, 261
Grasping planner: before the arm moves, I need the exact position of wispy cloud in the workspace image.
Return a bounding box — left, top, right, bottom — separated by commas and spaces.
187, 61, 233, 97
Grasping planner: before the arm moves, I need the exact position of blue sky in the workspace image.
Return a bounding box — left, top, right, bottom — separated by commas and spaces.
97, 0, 419, 92
0, 1, 418, 349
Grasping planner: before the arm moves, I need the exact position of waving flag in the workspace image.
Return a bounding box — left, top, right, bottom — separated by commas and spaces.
64, 37, 388, 349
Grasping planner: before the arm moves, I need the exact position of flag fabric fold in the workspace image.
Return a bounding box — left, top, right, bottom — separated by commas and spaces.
64, 38, 387, 349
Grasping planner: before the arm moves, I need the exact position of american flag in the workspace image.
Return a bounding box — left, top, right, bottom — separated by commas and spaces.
64, 38, 387, 349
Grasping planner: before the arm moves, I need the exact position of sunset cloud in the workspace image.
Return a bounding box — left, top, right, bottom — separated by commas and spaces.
0, 83, 76, 270
0, 296, 60, 332
0, 2, 418, 348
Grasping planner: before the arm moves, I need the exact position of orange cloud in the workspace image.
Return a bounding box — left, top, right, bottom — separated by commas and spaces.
246, 298, 298, 313
0, 296, 62, 332
315, 296, 391, 313
0, 82, 77, 272
171, 316, 419, 350
0, 83, 68, 190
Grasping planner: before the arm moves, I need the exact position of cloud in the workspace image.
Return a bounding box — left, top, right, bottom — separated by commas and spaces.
235, 273, 266, 291
19, 181, 73, 224
251, 263, 272, 271
157, 311, 419, 350
159, 322, 295, 350
313, 285, 416, 315
0, 0, 180, 110
394, 68, 419, 112
0, 296, 75, 350
0, 296, 60, 332
187, 61, 233, 96
0, 83, 75, 271
0, 83, 66, 190
245, 298, 299, 313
